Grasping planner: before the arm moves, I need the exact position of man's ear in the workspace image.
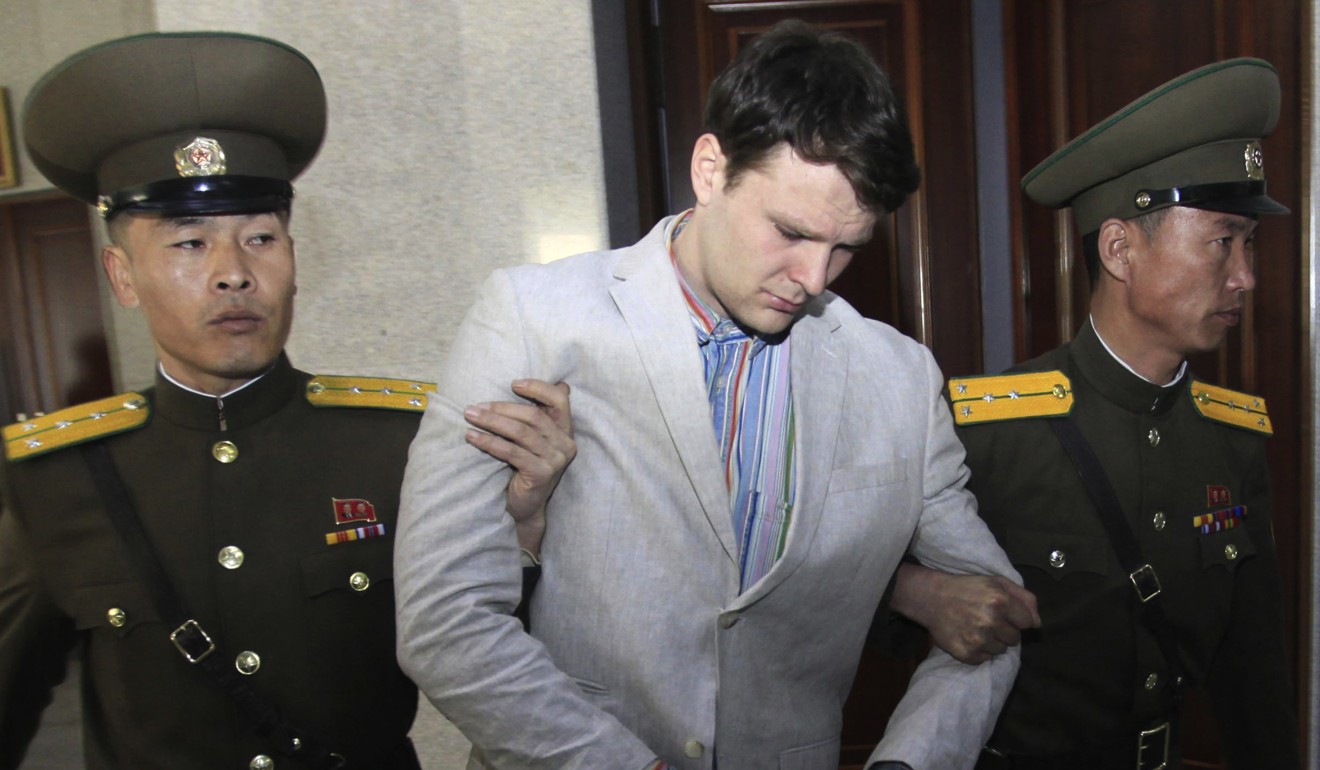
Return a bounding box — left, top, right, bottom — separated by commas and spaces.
690, 133, 725, 207
1096, 218, 1133, 284
101, 244, 140, 308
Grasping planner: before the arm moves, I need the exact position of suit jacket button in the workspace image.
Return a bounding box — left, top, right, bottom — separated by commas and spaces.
1144, 673, 1159, 691
1048, 550, 1067, 569
1224, 543, 1239, 560
249, 755, 274, 770
349, 571, 371, 592
106, 607, 126, 627
684, 739, 705, 758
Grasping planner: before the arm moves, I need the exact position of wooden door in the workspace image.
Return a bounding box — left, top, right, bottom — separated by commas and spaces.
0, 196, 112, 423
1004, 0, 1308, 765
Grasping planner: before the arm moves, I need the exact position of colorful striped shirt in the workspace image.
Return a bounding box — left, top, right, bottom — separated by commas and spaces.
666, 213, 797, 592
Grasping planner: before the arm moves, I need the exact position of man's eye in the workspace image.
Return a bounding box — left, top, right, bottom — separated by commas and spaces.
776, 226, 803, 241
173, 239, 205, 249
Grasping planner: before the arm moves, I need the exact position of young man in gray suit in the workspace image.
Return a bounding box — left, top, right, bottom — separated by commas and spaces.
396, 21, 1026, 770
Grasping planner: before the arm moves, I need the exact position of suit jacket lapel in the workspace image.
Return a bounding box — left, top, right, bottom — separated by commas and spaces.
608, 226, 740, 565
733, 299, 848, 608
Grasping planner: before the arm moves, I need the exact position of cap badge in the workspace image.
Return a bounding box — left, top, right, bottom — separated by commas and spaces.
1245, 141, 1264, 180
174, 137, 227, 177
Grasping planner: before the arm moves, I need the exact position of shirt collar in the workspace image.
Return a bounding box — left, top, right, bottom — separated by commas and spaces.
1090, 315, 1187, 387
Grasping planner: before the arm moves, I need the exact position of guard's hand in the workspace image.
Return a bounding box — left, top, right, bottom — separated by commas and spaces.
890, 563, 1040, 665
464, 380, 575, 557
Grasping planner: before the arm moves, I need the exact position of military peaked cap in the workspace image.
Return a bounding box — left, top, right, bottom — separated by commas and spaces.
23, 32, 325, 219
1022, 58, 1288, 234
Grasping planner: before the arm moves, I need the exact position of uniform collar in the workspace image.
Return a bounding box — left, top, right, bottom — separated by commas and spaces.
1070, 320, 1185, 415
151, 352, 300, 431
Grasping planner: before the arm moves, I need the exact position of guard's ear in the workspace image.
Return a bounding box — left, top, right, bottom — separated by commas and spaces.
1095, 218, 1133, 284
102, 244, 139, 308
690, 133, 726, 207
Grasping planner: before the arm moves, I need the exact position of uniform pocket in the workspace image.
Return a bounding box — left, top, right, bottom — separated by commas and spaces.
1198, 524, 1256, 572
67, 581, 161, 637
301, 538, 394, 598
1005, 528, 1111, 581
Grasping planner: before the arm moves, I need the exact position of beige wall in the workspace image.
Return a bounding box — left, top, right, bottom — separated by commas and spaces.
1, 0, 610, 391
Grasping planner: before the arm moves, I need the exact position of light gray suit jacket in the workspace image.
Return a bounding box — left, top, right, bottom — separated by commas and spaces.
395, 218, 1020, 770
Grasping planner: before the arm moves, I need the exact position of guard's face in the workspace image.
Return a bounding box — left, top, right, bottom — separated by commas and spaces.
102, 211, 296, 395
682, 140, 875, 335
1125, 206, 1257, 358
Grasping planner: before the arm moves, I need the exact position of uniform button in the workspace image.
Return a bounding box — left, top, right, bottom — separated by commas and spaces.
684, 739, 704, 758
250, 755, 274, 770
349, 572, 371, 592
719, 612, 739, 629
1147, 429, 1161, 447
1048, 550, 1067, 568
1145, 673, 1159, 691
212, 440, 239, 463
235, 650, 261, 675
106, 607, 126, 627
1224, 543, 1239, 560
218, 546, 245, 570
1152, 511, 1167, 531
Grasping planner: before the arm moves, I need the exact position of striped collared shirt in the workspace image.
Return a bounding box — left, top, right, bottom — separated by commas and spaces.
666, 213, 797, 591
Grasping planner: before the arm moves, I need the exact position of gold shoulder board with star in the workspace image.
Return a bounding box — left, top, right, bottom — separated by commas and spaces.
3, 393, 150, 463
305, 375, 436, 412
1190, 380, 1272, 435
948, 371, 1074, 426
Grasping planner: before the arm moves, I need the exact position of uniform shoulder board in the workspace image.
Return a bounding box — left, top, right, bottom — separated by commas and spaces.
1190, 380, 1272, 435
3, 392, 150, 463
948, 371, 1074, 426
305, 375, 436, 413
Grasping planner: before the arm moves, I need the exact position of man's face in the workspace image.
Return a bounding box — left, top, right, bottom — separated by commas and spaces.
684, 141, 876, 335
102, 211, 296, 395
1124, 206, 1257, 358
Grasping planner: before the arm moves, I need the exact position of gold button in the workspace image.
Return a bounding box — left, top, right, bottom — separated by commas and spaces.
1152, 512, 1167, 531
212, 440, 239, 463
1135, 191, 1153, 208
250, 756, 274, 770
124, 398, 146, 410
1224, 543, 1239, 560
1051, 384, 1067, 399
308, 381, 326, 394
1145, 673, 1159, 691
107, 607, 126, 628
218, 546, 245, 570
1048, 550, 1067, 569
1147, 429, 1161, 447
349, 572, 371, 592
684, 739, 704, 758
235, 650, 261, 675
1196, 391, 1210, 404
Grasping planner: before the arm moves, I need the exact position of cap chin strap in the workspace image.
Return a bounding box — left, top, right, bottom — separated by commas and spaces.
98, 176, 293, 219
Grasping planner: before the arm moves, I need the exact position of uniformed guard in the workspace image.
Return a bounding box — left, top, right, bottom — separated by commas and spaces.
0, 32, 574, 770
940, 58, 1299, 770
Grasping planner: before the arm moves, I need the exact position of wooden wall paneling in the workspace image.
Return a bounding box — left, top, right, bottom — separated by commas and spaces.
1005, 0, 1306, 765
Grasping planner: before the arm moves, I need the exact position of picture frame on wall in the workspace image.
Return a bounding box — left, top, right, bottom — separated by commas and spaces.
0, 87, 19, 189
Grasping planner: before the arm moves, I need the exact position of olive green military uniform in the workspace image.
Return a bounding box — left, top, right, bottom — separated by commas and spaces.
952, 322, 1297, 768
0, 356, 433, 769
951, 57, 1299, 769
